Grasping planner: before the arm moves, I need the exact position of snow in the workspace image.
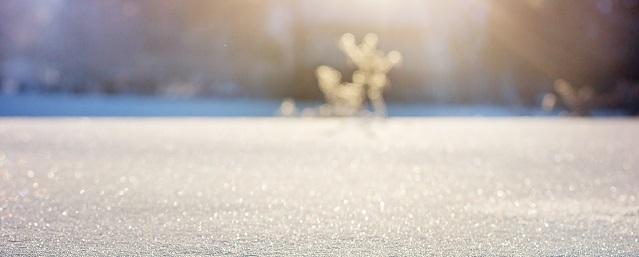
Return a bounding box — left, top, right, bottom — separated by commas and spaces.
0, 94, 554, 117
0, 94, 282, 117
1, 118, 638, 256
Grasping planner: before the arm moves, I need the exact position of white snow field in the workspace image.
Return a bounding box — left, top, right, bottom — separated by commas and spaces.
1, 118, 638, 256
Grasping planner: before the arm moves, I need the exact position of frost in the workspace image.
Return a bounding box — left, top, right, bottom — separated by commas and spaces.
545, 79, 639, 116
316, 65, 366, 116
337, 33, 402, 116
282, 33, 402, 117
0, 119, 638, 256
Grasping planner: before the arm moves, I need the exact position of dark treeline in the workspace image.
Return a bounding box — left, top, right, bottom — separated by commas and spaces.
1, 0, 638, 112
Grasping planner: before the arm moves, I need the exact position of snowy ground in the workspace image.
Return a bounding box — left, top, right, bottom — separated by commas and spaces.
0, 94, 553, 117
1, 118, 638, 256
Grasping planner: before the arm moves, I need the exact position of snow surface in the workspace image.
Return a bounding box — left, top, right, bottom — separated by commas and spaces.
0, 94, 554, 117
1, 118, 638, 256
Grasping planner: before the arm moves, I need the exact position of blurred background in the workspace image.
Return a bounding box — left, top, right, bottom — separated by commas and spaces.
1, 0, 639, 116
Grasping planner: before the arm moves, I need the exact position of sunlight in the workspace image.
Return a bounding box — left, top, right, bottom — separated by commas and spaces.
298, 0, 489, 28
2, 0, 639, 255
